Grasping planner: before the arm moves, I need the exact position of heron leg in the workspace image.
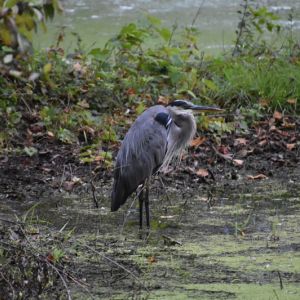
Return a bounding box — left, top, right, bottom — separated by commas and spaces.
139, 188, 144, 229
145, 178, 150, 229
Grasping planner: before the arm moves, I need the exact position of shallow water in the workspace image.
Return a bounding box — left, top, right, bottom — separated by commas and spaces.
35, 0, 300, 53
2, 172, 300, 299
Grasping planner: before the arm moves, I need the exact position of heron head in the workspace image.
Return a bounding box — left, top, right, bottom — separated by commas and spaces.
167, 100, 223, 114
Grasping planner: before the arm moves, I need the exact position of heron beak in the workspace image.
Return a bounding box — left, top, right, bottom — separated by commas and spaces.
190, 105, 224, 113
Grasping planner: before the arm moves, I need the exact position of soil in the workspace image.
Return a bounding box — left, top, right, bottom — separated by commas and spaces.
0, 115, 300, 299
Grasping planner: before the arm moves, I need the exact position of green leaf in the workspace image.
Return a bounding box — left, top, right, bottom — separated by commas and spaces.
43, 3, 55, 20
186, 90, 197, 99
43, 63, 52, 75
147, 15, 161, 27
202, 79, 219, 91
89, 48, 110, 61
102, 128, 117, 142
57, 128, 76, 143
157, 28, 171, 42
136, 101, 145, 115
24, 146, 38, 157
8, 111, 22, 124
4, 0, 19, 8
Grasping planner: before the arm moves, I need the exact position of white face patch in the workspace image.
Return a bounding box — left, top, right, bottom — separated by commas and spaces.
166, 116, 172, 128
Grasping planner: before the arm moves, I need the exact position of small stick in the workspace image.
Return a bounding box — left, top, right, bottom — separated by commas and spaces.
277, 270, 283, 290
84, 244, 149, 293
90, 180, 99, 208
212, 145, 233, 163
46, 262, 72, 300
0, 271, 16, 299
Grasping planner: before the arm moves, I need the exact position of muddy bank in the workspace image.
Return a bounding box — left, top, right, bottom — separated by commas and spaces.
0, 116, 300, 299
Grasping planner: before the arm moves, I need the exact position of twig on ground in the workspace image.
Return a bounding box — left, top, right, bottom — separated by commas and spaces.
0, 271, 16, 299
90, 180, 99, 208
84, 244, 149, 293
212, 145, 234, 163
277, 270, 283, 290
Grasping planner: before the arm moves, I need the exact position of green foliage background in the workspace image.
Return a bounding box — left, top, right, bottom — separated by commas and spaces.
0, 0, 299, 153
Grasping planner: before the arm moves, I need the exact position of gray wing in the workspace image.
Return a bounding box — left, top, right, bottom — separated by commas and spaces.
111, 105, 169, 211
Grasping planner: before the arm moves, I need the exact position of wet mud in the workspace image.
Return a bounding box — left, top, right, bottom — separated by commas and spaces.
1, 116, 300, 299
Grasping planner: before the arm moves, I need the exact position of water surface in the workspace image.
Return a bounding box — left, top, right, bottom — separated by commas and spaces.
35, 0, 300, 53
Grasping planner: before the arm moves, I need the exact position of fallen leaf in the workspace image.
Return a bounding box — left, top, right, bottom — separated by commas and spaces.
273, 111, 282, 120
28, 72, 40, 81
258, 139, 267, 147
3, 54, 13, 64
287, 98, 297, 105
73, 62, 82, 72
30, 122, 44, 133
79, 125, 95, 135
77, 99, 90, 108
157, 95, 169, 105
63, 181, 75, 191
218, 145, 230, 155
190, 136, 207, 148
196, 168, 209, 177
24, 146, 38, 157
282, 121, 295, 129
147, 256, 157, 264
246, 174, 268, 180
126, 87, 136, 96
46, 253, 54, 263
47, 131, 54, 138
286, 143, 296, 151
94, 155, 104, 162
234, 138, 248, 146
259, 98, 269, 107
236, 149, 249, 158
233, 159, 244, 166
71, 176, 82, 184
9, 70, 22, 78
160, 215, 176, 219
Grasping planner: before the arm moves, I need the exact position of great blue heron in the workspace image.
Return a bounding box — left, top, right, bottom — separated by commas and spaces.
111, 100, 222, 228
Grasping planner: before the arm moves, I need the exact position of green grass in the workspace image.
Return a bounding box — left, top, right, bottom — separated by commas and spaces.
208, 57, 300, 110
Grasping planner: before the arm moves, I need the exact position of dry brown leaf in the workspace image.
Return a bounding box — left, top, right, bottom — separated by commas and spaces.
73, 62, 86, 74
126, 87, 136, 96
273, 111, 282, 120
247, 174, 268, 180
258, 139, 267, 147
282, 121, 296, 129
190, 136, 207, 148
47, 131, 54, 138
30, 123, 44, 133
233, 159, 244, 166
234, 138, 248, 146
79, 126, 95, 135
157, 95, 169, 105
287, 98, 297, 105
286, 143, 296, 151
196, 168, 209, 177
77, 99, 90, 108
218, 145, 230, 155
236, 149, 249, 158
147, 256, 157, 264
259, 98, 270, 107
63, 181, 75, 191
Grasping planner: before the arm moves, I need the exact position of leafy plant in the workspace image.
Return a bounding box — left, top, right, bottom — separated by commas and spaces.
233, 0, 281, 56
0, 0, 63, 55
